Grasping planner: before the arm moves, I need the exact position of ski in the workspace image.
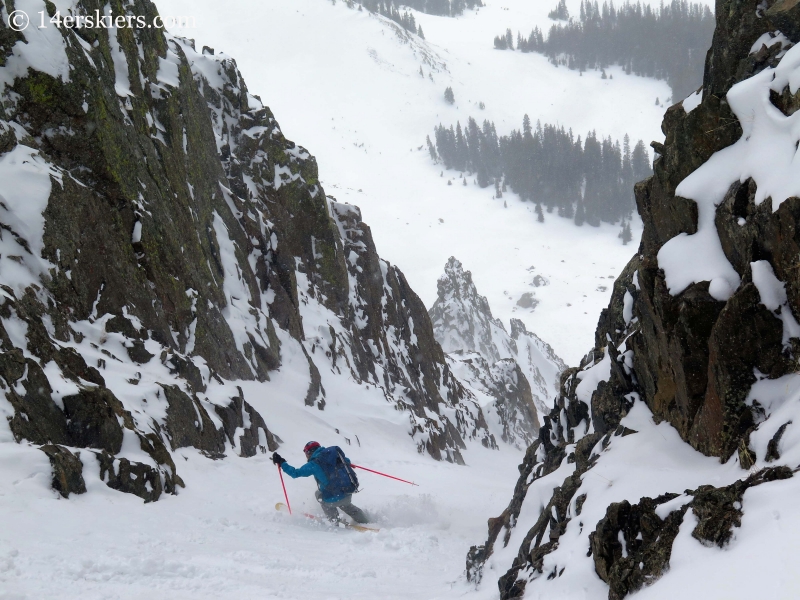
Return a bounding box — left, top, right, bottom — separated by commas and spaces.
275, 502, 380, 533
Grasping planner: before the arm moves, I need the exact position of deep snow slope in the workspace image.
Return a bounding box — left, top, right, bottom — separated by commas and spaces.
467, 1, 800, 598
157, 0, 682, 364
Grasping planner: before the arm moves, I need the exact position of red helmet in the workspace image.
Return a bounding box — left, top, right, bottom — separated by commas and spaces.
303, 441, 321, 455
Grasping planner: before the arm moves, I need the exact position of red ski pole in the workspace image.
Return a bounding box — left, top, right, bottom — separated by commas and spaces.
351, 464, 418, 486
278, 465, 292, 514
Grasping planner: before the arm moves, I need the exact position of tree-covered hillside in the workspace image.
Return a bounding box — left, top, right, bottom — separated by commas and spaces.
429, 117, 651, 232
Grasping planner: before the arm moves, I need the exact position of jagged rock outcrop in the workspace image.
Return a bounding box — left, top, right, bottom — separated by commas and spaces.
39, 444, 86, 498
590, 466, 792, 600
430, 258, 565, 447
0, 0, 492, 499
468, 2, 800, 598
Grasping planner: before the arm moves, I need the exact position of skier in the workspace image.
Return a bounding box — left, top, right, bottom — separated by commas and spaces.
272, 441, 370, 524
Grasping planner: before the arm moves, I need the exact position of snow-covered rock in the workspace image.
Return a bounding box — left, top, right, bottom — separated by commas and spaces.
468, 2, 800, 598
430, 257, 565, 446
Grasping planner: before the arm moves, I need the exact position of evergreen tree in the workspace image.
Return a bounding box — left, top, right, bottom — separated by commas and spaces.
536, 204, 545, 222
574, 199, 585, 225
427, 135, 437, 161
631, 140, 651, 181
619, 220, 632, 244
418, 25, 425, 39
454, 122, 467, 171
444, 86, 455, 104
547, 0, 569, 20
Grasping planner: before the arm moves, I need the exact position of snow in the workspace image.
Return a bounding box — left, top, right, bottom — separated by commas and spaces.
0, 0, 72, 91
131, 220, 142, 244
156, 0, 673, 364
0, 144, 60, 292
156, 50, 182, 88
106, 6, 134, 98
622, 290, 634, 325
477, 396, 764, 600
575, 349, 611, 405
752, 260, 788, 311
0, 437, 523, 600
682, 88, 702, 113
749, 31, 792, 56
0, 297, 529, 598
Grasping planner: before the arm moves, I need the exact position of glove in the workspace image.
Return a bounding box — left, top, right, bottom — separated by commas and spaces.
272, 452, 286, 466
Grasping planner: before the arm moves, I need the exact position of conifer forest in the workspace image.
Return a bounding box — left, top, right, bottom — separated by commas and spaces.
430, 117, 652, 228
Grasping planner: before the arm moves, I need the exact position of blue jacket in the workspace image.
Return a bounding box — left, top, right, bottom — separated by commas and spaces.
281, 447, 352, 503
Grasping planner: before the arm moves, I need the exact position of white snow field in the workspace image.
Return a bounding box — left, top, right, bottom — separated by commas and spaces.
158, 0, 679, 364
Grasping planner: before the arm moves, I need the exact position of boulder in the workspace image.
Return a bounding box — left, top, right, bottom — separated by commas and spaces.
39, 445, 86, 498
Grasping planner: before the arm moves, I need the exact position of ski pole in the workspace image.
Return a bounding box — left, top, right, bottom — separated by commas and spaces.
351, 464, 418, 486
278, 464, 292, 514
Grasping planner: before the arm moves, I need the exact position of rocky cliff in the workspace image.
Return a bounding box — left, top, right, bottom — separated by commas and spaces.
0, 0, 493, 502
467, 1, 800, 598
430, 257, 565, 447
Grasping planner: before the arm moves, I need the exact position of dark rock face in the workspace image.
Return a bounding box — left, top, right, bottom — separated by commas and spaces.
590, 494, 687, 600
469, 2, 800, 598
631, 0, 800, 459
96, 451, 168, 503
690, 465, 792, 546
39, 445, 87, 498
163, 385, 226, 457
430, 257, 507, 362
0, 0, 492, 500
62, 389, 126, 454
214, 387, 279, 457
491, 359, 539, 445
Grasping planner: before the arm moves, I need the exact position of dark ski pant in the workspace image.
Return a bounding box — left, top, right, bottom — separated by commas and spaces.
315, 491, 369, 524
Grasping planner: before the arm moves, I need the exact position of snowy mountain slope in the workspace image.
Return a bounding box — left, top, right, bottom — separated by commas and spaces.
156, 0, 683, 364
467, 2, 800, 598
430, 257, 566, 446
